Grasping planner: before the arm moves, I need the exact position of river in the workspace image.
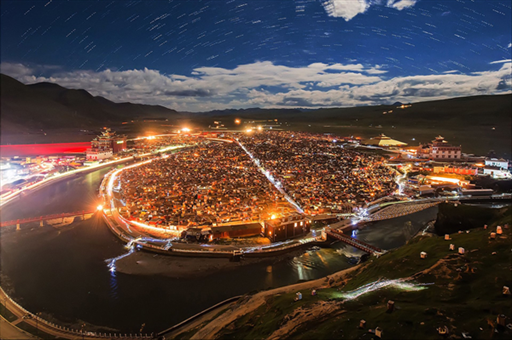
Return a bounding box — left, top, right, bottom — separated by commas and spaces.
0, 166, 438, 333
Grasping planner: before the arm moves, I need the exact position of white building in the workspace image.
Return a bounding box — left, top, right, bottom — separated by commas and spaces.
86, 149, 113, 161
485, 158, 509, 170
483, 166, 512, 179
429, 136, 461, 160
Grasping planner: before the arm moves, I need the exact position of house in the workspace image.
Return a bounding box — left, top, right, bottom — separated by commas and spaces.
263, 213, 310, 242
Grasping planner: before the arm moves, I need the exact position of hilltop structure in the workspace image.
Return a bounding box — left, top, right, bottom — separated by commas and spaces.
418, 135, 462, 160
86, 128, 127, 160
363, 134, 407, 147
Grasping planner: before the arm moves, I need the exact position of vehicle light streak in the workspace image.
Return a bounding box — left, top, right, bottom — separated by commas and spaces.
104, 155, 182, 236
338, 279, 431, 301
235, 139, 304, 213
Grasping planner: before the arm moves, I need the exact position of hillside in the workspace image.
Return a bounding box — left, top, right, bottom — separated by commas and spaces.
191, 94, 512, 156
2, 73, 510, 155
0, 74, 181, 134
170, 207, 512, 340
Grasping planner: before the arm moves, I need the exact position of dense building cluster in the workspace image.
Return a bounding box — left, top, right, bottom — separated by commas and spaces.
118, 141, 295, 227
238, 132, 397, 215
116, 131, 397, 228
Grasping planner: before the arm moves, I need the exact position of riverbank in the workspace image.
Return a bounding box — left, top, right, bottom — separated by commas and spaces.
114, 248, 308, 279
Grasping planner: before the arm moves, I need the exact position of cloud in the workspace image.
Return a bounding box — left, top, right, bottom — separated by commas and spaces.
321, 0, 370, 21
321, 0, 418, 21
508, 43, 511, 48
490, 59, 512, 64
1, 60, 510, 111
386, 0, 418, 11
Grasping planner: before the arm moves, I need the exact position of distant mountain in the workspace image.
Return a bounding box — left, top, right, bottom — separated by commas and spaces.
0, 74, 180, 134
190, 93, 512, 129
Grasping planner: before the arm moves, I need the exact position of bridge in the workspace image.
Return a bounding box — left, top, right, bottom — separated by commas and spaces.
325, 228, 383, 255
1, 210, 95, 230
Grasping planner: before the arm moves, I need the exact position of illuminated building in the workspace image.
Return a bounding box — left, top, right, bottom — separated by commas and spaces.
86, 128, 127, 160
433, 165, 478, 175
483, 166, 512, 179
428, 135, 461, 160
263, 213, 310, 242
485, 158, 509, 170
363, 134, 407, 147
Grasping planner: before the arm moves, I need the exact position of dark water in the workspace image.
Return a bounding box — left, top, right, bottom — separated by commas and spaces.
0, 168, 438, 333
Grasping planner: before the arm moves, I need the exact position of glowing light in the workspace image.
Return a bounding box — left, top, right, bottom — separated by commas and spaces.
257, 126, 263, 131
271, 214, 277, 220
235, 139, 303, 213
181, 127, 191, 132
428, 176, 461, 184
97, 205, 103, 211
234, 119, 241, 125
338, 279, 430, 301
105, 246, 135, 273
246, 128, 253, 133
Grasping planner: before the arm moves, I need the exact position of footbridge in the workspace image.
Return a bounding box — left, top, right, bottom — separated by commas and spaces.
325, 228, 383, 255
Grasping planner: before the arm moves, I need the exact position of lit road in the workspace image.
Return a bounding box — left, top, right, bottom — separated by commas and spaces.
0, 145, 186, 208
0, 316, 38, 340
235, 138, 304, 213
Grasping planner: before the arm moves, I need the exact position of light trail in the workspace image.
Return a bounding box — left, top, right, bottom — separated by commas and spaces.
338, 279, 431, 301
105, 245, 136, 273
235, 138, 304, 213
103, 150, 186, 237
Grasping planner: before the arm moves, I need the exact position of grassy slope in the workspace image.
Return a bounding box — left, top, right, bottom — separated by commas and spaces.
188, 207, 511, 340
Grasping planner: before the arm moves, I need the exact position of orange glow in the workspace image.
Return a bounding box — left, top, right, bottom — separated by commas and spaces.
428, 176, 461, 184
235, 119, 241, 124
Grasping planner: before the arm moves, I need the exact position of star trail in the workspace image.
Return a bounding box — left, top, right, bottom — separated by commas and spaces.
1, 0, 510, 111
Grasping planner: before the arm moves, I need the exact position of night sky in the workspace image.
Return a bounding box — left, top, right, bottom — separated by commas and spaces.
1, 0, 511, 112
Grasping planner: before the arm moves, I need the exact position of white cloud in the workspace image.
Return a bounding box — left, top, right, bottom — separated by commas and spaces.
386, 0, 418, 11
490, 59, 512, 64
508, 43, 511, 48
321, 0, 370, 21
321, 0, 418, 21
1, 60, 510, 112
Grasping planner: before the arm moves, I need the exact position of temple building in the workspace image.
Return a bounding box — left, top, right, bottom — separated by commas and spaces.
428, 135, 461, 160
363, 134, 407, 148
86, 128, 127, 160
263, 213, 310, 242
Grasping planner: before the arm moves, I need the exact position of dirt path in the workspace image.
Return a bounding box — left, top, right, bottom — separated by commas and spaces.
182, 265, 361, 340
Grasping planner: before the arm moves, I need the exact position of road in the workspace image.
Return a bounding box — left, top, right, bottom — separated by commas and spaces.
0, 316, 38, 340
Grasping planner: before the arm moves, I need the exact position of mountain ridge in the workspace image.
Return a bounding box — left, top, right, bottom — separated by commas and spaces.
0, 73, 180, 133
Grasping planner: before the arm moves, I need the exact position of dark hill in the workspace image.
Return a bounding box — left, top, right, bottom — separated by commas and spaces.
1, 74, 180, 133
